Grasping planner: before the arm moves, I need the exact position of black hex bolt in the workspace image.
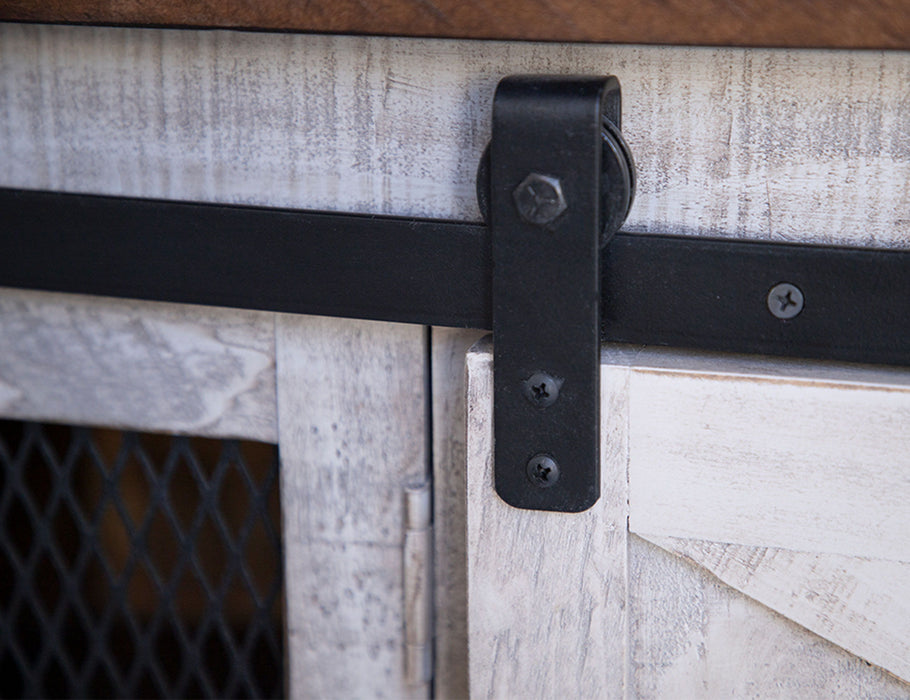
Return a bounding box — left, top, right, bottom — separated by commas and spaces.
513, 173, 567, 225
526, 454, 559, 488
522, 372, 563, 408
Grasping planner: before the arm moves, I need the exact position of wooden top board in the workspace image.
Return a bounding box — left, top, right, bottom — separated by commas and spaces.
3, 0, 910, 49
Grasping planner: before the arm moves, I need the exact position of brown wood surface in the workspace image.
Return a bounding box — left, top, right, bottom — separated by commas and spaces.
3, 0, 910, 49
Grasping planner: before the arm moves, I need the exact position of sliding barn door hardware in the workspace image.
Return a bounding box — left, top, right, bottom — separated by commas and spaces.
2, 75, 910, 513
483, 76, 632, 512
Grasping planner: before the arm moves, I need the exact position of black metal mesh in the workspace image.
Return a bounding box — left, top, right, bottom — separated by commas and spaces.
0, 420, 284, 699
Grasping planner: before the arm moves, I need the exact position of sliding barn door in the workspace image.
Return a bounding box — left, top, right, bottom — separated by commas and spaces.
452, 44, 910, 700
465, 345, 910, 697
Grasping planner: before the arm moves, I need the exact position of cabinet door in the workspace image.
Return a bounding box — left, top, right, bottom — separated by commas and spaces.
465, 344, 910, 698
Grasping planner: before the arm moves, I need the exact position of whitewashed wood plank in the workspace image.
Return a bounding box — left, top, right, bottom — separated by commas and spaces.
628, 535, 910, 699
403, 481, 433, 691
466, 338, 629, 699
430, 326, 484, 700
627, 355, 910, 562
0, 287, 276, 441
3, 24, 910, 248
276, 315, 427, 700
644, 534, 910, 683
468, 343, 910, 696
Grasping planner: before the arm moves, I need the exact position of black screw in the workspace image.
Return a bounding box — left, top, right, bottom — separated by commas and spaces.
522, 372, 563, 408
767, 282, 804, 319
526, 454, 559, 488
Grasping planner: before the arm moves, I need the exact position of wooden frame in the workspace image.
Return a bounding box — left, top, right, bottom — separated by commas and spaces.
0, 289, 431, 698
3, 0, 910, 49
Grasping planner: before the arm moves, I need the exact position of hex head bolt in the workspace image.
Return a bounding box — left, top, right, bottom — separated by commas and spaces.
513, 174, 567, 225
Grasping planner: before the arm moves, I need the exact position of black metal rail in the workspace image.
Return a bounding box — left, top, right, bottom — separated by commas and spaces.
2, 186, 909, 368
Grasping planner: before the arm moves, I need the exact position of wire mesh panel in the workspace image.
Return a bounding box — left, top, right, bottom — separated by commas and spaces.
0, 420, 284, 699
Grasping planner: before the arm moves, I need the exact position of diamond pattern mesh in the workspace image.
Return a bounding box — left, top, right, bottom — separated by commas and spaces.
0, 420, 284, 699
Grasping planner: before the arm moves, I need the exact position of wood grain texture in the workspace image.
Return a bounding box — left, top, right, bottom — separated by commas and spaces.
628, 535, 910, 698
430, 327, 484, 700
467, 343, 910, 695
4, 0, 910, 49
276, 314, 428, 700
645, 535, 910, 683
466, 338, 629, 699
403, 482, 433, 690
0, 287, 276, 441
627, 357, 910, 562
7, 24, 910, 694
3, 25, 910, 249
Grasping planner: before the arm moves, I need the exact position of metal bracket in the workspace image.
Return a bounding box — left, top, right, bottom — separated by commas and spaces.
490, 76, 623, 512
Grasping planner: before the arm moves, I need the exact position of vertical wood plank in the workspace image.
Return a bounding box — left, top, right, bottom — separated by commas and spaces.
466, 340, 629, 698
431, 327, 484, 699
276, 315, 428, 699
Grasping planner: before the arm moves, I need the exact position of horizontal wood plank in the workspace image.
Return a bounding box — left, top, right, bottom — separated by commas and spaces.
4, 25, 910, 250
4, 0, 910, 49
627, 352, 910, 562
0, 287, 277, 441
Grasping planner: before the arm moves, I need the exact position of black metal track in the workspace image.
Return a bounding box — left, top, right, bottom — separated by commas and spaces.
2, 187, 910, 367
0, 188, 490, 329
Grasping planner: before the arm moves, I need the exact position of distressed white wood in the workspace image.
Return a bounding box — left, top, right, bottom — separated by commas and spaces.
627, 354, 910, 562
403, 481, 433, 690
467, 343, 910, 695
628, 536, 910, 698
3, 24, 910, 248
644, 535, 910, 683
622, 349, 910, 682
276, 315, 427, 700
466, 338, 629, 699
7, 22, 910, 696
431, 327, 484, 700
0, 287, 276, 441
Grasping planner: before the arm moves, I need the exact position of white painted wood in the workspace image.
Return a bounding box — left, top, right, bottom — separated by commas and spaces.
276, 315, 428, 700
7, 22, 910, 697
627, 353, 910, 562
3, 24, 910, 249
466, 338, 629, 699
621, 348, 910, 683
628, 535, 910, 698
403, 481, 433, 690
467, 343, 910, 696
644, 535, 910, 683
431, 326, 484, 700
0, 287, 276, 441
